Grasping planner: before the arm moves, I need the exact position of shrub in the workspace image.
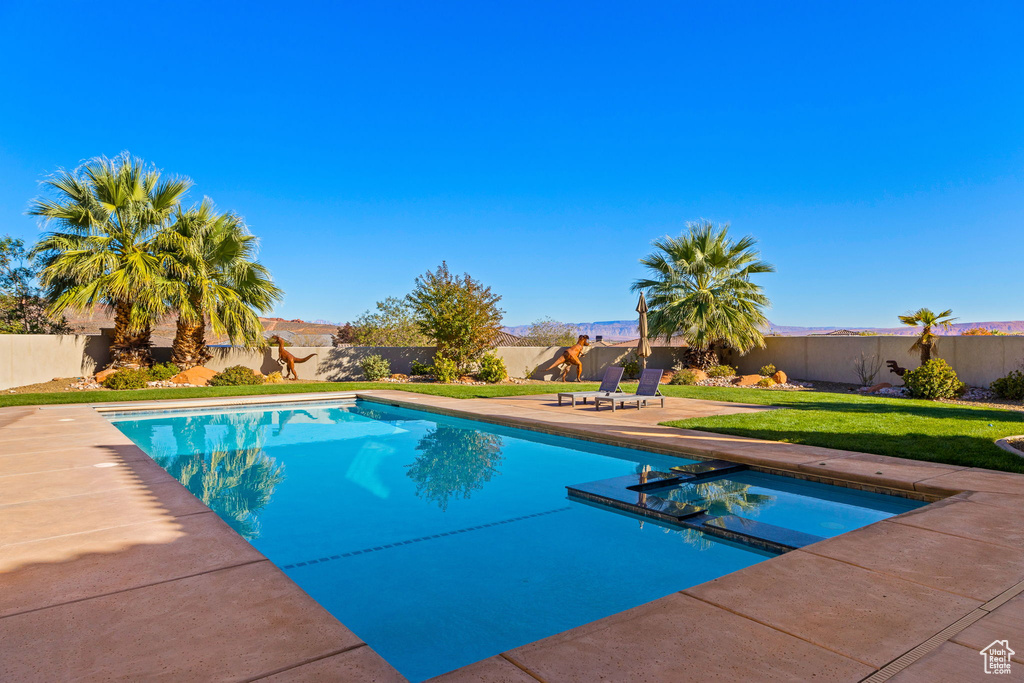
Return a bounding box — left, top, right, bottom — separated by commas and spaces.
410, 360, 434, 376
478, 353, 507, 383
360, 354, 391, 381
758, 364, 777, 377
903, 359, 966, 400
433, 354, 459, 383
991, 369, 1024, 400
757, 377, 776, 388
102, 368, 149, 390
147, 362, 180, 382
616, 350, 640, 379
670, 369, 700, 385
265, 371, 284, 384
209, 365, 266, 387
706, 364, 736, 378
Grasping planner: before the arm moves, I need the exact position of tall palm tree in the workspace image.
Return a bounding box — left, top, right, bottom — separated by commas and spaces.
631, 221, 774, 363
158, 200, 282, 368
29, 153, 190, 366
899, 307, 957, 364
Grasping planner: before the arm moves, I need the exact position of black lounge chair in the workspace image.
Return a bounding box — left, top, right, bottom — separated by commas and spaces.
594, 369, 665, 411
557, 366, 625, 406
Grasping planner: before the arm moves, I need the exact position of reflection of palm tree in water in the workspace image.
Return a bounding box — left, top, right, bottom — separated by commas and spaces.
406, 426, 504, 511
274, 409, 316, 437
158, 411, 285, 539
635, 466, 774, 550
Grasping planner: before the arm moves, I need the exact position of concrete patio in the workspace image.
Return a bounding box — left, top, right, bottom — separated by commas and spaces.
1, 390, 1023, 681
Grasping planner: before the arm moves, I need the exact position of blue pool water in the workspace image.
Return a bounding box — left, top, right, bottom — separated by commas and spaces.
109, 399, 923, 681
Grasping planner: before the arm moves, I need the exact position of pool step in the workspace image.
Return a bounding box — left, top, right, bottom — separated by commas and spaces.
701, 515, 825, 551
670, 459, 747, 480
566, 461, 827, 554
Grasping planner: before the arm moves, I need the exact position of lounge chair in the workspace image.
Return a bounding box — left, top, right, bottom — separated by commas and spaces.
594, 369, 665, 411
557, 366, 625, 406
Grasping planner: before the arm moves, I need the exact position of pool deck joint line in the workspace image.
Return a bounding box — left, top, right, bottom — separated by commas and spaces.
2, 389, 1024, 682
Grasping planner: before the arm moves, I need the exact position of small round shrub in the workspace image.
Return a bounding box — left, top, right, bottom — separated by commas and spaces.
103, 368, 149, 390
757, 377, 776, 388
670, 369, 700, 385
147, 362, 180, 382
360, 354, 391, 381
265, 371, 284, 384
209, 365, 266, 387
903, 358, 966, 400
758, 364, 777, 377
433, 355, 460, 384
706, 364, 736, 378
478, 353, 507, 383
410, 360, 433, 376
615, 351, 640, 379
991, 369, 1024, 400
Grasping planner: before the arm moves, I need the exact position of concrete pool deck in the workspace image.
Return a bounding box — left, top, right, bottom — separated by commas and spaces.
1, 389, 1023, 681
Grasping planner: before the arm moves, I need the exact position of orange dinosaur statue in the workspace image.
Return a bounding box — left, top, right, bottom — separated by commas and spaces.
546, 335, 590, 382
270, 336, 318, 380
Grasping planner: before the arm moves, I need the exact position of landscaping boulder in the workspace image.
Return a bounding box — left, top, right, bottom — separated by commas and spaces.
390, 373, 409, 381
660, 371, 674, 384
867, 382, 892, 393
771, 370, 788, 385
689, 368, 709, 382
732, 374, 762, 387
169, 366, 218, 387
94, 368, 117, 383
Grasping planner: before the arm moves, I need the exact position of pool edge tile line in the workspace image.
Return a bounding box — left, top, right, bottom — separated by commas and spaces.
279, 507, 572, 570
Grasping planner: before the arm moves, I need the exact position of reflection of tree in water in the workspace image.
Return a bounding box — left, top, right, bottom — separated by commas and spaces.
635, 466, 774, 551
679, 478, 774, 517
406, 426, 504, 511
157, 411, 285, 539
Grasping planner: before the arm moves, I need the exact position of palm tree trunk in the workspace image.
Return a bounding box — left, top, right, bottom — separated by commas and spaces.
110, 300, 153, 368
171, 299, 213, 369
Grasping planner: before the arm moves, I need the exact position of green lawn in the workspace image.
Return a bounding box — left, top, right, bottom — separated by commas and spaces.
655, 385, 1024, 473
3, 380, 1022, 473
0, 381, 601, 408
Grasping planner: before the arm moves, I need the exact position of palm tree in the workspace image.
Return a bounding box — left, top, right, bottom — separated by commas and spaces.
899, 307, 957, 364
29, 153, 190, 366
631, 221, 774, 363
158, 200, 282, 368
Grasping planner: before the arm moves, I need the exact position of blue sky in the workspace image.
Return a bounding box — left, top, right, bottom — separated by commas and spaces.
1, 1, 1021, 327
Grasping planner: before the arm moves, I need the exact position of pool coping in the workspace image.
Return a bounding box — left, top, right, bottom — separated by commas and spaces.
2, 389, 1024, 681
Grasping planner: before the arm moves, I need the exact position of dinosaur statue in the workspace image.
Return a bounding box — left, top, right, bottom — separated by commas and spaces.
886, 360, 907, 377
546, 335, 590, 382
270, 336, 318, 380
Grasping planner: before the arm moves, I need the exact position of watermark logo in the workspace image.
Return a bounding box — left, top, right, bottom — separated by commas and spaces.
980, 640, 1014, 675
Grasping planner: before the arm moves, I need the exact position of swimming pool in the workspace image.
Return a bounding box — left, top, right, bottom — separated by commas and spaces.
109, 398, 923, 681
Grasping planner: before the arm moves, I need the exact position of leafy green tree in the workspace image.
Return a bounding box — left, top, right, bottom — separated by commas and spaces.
30, 153, 190, 366
0, 236, 71, 334
354, 296, 430, 346
407, 262, 503, 370
406, 426, 504, 510
631, 221, 774, 362
899, 307, 957, 364
157, 200, 281, 368
521, 317, 577, 346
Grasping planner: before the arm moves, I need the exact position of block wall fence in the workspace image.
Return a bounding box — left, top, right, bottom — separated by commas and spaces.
2, 334, 1023, 391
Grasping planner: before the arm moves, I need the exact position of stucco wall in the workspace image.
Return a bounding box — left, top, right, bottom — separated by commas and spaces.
205, 346, 439, 381
0, 335, 109, 391
3, 334, 1022, 390
731, 336, 1024, 387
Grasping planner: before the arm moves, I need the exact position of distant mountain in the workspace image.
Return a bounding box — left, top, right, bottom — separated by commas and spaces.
504, 319, 1024, 340
502, 320, 640, 341
63, 308, 341, 345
